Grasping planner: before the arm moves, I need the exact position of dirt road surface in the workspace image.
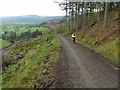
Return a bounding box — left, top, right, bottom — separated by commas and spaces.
0, 44, 16, 73
0, 44, 16, 58
56, 35, 118, 88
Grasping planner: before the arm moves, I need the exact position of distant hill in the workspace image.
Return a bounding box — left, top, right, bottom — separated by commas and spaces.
2, 15, 64, 25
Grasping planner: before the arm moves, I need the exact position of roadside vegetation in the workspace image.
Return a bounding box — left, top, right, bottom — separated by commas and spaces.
1, 22, 61, 88
2, 32, 60, 88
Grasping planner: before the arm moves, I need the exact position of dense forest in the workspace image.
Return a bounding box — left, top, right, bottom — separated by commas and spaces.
57, 1, 119, 32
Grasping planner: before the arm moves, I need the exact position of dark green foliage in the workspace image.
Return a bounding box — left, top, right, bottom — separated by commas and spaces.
32, 30, 42, 38
2, 30, 42, 43
18, 30, 42, 40
2, 31, 17, 43
1, 24, 50, 44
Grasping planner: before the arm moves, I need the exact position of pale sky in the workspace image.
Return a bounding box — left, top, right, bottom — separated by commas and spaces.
0, 0, 65, 16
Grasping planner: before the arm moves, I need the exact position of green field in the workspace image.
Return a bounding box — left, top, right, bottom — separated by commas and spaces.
0, 39, 12, 49
1, 25, 50, 35
0, 25, 50, 49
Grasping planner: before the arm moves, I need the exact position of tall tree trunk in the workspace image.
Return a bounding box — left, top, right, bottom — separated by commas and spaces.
81, 4, 84, 29
94, 2, 100, 35
75, 2, 78, 32
71, 3, 74, 31
78, 3, 81, 29
83, 2, 87, 30
103, 2, 108, 28
95, 3, 100, 25
69, 3, 72, 32
81, 2, 87, 38
69, 9, 71, 32
65, 2, 68, 31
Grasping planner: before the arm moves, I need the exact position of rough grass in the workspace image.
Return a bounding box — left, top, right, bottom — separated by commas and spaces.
2, 34, 60, 88
0, 39, 12, 49
95, 39, 118, 65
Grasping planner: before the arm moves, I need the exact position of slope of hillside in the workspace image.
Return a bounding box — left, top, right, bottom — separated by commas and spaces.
62, 11, 119, 66
2, 34, 60, 88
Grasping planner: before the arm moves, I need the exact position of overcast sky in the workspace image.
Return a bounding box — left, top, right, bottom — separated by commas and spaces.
0, 0, 65, 16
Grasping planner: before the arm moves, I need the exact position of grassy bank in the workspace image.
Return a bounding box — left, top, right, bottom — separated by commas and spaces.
2, 34, 60, 88
64, 29, 118, 66
0, 39, 12, 49
95, 39, 118, 65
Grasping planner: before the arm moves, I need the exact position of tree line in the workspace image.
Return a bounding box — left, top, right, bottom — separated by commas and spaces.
57, 1, 119, 34
2, 30, 42, 43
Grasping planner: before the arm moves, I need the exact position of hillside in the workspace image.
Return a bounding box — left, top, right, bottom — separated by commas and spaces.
2, 15, 63, 25
56, 10, 119, 66
2, 33, 60, 88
